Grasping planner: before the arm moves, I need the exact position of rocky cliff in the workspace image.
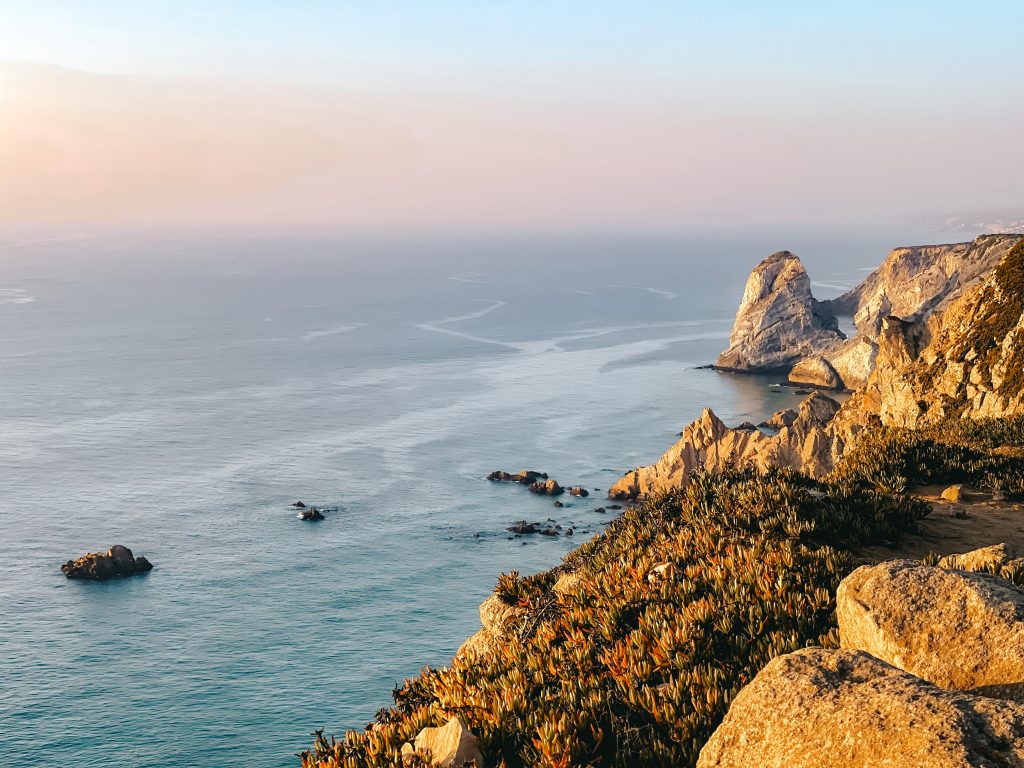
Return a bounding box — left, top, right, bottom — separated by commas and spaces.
614, 236, 1024, 501
716, 251, 843, 372
718, 234, 1024, 391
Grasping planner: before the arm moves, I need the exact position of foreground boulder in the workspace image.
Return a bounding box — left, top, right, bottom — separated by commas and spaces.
61, 545, 153, 580
837, 559, 1024, 694
697, 648, 1024, 768
401, 716, 484, 767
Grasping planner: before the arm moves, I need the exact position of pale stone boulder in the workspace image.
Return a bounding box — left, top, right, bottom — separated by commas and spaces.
939, 543, 1017, 572
837, 560, 1024, 694
401, 716, 484, 767
697, 648, 1024, 768
941, 483, 965, 502
788, 356, 842, 389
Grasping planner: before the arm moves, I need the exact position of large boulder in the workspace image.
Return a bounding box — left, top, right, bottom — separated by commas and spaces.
401, 716, 484, 767
788, 356, 842, 389
717, 251, 843, 372
528, 479, 564, 496
61, 545, 153, 580
837, 559, 1024, 695
697, 648, 1024, 768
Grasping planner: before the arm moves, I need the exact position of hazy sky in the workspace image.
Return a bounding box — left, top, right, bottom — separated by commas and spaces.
1, 1, 1022, 231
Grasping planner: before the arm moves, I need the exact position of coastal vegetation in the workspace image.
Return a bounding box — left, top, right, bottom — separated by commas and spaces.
303, 464, 936, 767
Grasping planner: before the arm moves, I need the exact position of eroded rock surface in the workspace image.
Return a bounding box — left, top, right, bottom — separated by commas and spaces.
609, 393, 841, 500
61, 545, 153, 580
401, 716, 484, 767
455, 594, 524, 659
696, 648, 1024, 768
787, 356, 842, 389
837, 559, 1024, 694
717, 251, 843, 372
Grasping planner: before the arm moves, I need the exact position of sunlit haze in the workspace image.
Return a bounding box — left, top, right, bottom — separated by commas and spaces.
2, 1, 1022, 232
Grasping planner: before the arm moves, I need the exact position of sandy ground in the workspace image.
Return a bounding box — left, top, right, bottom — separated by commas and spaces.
857, 484, 1024, 563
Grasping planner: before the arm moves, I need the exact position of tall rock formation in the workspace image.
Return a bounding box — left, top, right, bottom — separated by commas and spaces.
717, 234, 1024, 391
716, 251, 843, 372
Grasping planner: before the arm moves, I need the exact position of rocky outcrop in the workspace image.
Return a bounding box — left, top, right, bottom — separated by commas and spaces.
487, 469, 547, 484
401, 716, 484, 767
455, 594, 524, 659
717, 251, 843, 372
938, 543, 1021, 572
609, 393, 841, 500
758, 408, 796, 430
831, 234, 1024, 338
528, 479, 564, 496
298, 507, 325, 521
719, 235, 1023, 392
696, 648, 1024, 768
836, 559, 1024, 695
61, 545, 153, 580
787, 356, 842, 389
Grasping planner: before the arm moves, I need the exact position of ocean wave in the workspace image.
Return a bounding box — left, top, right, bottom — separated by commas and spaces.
302, 323, 364, 341
609, 285, 678, 299
445, 272, 489, 284
0, 288, 35, 305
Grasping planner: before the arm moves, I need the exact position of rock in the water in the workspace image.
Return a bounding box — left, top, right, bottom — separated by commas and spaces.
540, 528, 559, 537
61, 546, 153, 580
941, 483, 965, 502
553, 500, 563, 508
696, 648, 1024, 768
291, 501, 306, 509
717, 251, 843, 372
506, 521, 538, 534
487, 469, 547, 484
298, 507, 325, 521
567, 486, 589, 497
401, 716, 485, 767
788, 355, 843, 389
837, 559, 1024, 695
733, 421, 758, 431
528, 479, 564, 496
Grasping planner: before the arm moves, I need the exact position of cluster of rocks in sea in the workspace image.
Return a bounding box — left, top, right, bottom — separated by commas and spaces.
697, 546, 1024, 766
291, 501, 326, 521
61, 545, 153, 580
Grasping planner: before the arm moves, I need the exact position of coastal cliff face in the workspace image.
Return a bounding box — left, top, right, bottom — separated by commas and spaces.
717, 234, 1024, 392
716, 251, 843, 372
614, 236, 1024, 501
608, 393, 841, 500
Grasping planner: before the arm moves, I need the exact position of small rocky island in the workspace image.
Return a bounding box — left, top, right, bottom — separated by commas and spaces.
61, 545, 153, 580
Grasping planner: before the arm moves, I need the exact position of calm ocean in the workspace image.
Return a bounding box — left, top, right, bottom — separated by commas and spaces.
0, 228, 943, 766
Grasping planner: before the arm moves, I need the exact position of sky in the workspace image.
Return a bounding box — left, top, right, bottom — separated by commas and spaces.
1, 1, 1022, 232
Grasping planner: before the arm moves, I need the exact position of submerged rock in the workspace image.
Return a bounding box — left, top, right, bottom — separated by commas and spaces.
837, 559, 1024, 695
291, 500, 306, 509
567, 486, 589, 497
61, 545, 153, 580
487, 469, 547, 484
298, 507, 325, 521
506, 521, 538, 534
697, 648, 1024, 768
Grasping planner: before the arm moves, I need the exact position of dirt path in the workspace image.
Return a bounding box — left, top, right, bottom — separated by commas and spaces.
856, 484, 1024, 563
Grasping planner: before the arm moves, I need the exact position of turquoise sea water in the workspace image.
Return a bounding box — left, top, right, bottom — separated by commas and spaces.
0, 229, 942, 766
